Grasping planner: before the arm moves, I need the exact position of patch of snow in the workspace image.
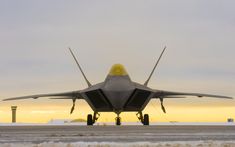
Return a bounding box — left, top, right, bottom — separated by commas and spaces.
0, 141, 235, 147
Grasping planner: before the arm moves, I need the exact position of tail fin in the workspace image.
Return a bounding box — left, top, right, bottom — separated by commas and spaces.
68, 47, 92, 87
144, 46, 166, 86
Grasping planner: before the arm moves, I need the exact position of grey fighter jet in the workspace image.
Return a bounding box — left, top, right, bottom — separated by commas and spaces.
3, 47, 233, 125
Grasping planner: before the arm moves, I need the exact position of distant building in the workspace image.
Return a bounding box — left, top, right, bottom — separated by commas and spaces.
48, 119, 72, 124
48, 118, 86, 124
70, 118, 86, 123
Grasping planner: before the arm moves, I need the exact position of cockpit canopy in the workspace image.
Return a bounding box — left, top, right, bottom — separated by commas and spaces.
109, 64, 128, 76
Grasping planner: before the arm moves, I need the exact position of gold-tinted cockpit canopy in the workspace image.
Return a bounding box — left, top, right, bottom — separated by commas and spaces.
109, 64, 128, 76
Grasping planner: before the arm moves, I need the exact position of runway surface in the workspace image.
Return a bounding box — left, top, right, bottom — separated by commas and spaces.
0, 125, 235, 146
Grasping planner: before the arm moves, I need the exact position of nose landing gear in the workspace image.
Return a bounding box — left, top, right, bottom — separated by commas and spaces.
115, 114, 121, 126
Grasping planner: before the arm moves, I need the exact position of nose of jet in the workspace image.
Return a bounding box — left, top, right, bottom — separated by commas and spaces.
104, 90, 133, 110
102, 76, 135, 110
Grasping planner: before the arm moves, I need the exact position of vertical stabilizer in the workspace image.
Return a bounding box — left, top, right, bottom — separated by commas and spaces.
144, 46, 166, 86
69, 47, 92, 87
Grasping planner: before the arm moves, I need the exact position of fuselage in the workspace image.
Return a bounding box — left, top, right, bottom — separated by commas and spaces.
81, 64, 154, 113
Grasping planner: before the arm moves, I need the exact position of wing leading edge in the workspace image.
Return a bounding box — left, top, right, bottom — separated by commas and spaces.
2, 90, 83, 101
153, 90, 233, 99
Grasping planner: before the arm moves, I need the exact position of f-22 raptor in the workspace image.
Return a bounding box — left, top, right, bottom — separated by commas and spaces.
3, 47, 233, 125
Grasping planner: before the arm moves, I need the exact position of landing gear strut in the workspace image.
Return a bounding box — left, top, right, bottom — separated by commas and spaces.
136, 111, 149, 125
87, 112, 100, 126
115, 114, 121, 126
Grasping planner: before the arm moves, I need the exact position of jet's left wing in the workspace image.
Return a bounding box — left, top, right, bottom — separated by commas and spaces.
2, 90, 83, 101
151, 90, 232, 113
153, 90, 233, 99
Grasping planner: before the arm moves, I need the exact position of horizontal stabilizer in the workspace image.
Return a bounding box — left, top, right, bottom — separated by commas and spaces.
153, 90, 233, 99
164, 96, 186, 98
50, 97, 74, 99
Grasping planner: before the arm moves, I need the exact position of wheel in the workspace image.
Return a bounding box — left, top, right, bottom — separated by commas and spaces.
143, 114, 149, 125
116, 117, 121, 126
87, 114, 93, 126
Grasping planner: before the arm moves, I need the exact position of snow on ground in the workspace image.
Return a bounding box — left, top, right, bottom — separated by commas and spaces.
0, 124, 234, 146
0, 141, 235, 147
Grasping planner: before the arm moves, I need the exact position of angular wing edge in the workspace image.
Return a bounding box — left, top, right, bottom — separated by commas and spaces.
152, 90, 233, 99
2, 90, 83, 101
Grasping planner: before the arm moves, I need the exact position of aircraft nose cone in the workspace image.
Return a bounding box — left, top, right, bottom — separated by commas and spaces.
102, 77, 134, 110
103, 90, 133, 110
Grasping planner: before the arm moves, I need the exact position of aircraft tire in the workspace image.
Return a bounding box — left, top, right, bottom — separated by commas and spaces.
87, 114, 93, 126
143, 114, 149, 125
116, 117, 121, 126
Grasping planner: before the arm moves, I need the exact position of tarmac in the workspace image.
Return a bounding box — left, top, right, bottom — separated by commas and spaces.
0, 125, 235, 144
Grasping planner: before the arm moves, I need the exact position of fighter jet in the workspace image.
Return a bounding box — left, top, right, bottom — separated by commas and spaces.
3, 47, 233, 125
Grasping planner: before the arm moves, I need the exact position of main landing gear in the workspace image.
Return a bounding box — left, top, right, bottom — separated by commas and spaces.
87, 112, 100, 126
86, 112, 149, 126
136, 111, 149, 125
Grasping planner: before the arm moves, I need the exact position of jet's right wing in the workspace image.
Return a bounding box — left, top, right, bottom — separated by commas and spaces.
2, 90, 83, 101
2, 90, 85, 114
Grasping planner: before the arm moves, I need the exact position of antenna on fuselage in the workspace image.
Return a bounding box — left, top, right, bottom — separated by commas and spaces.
144, 46, 166, 86
68, 47, 92, 87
